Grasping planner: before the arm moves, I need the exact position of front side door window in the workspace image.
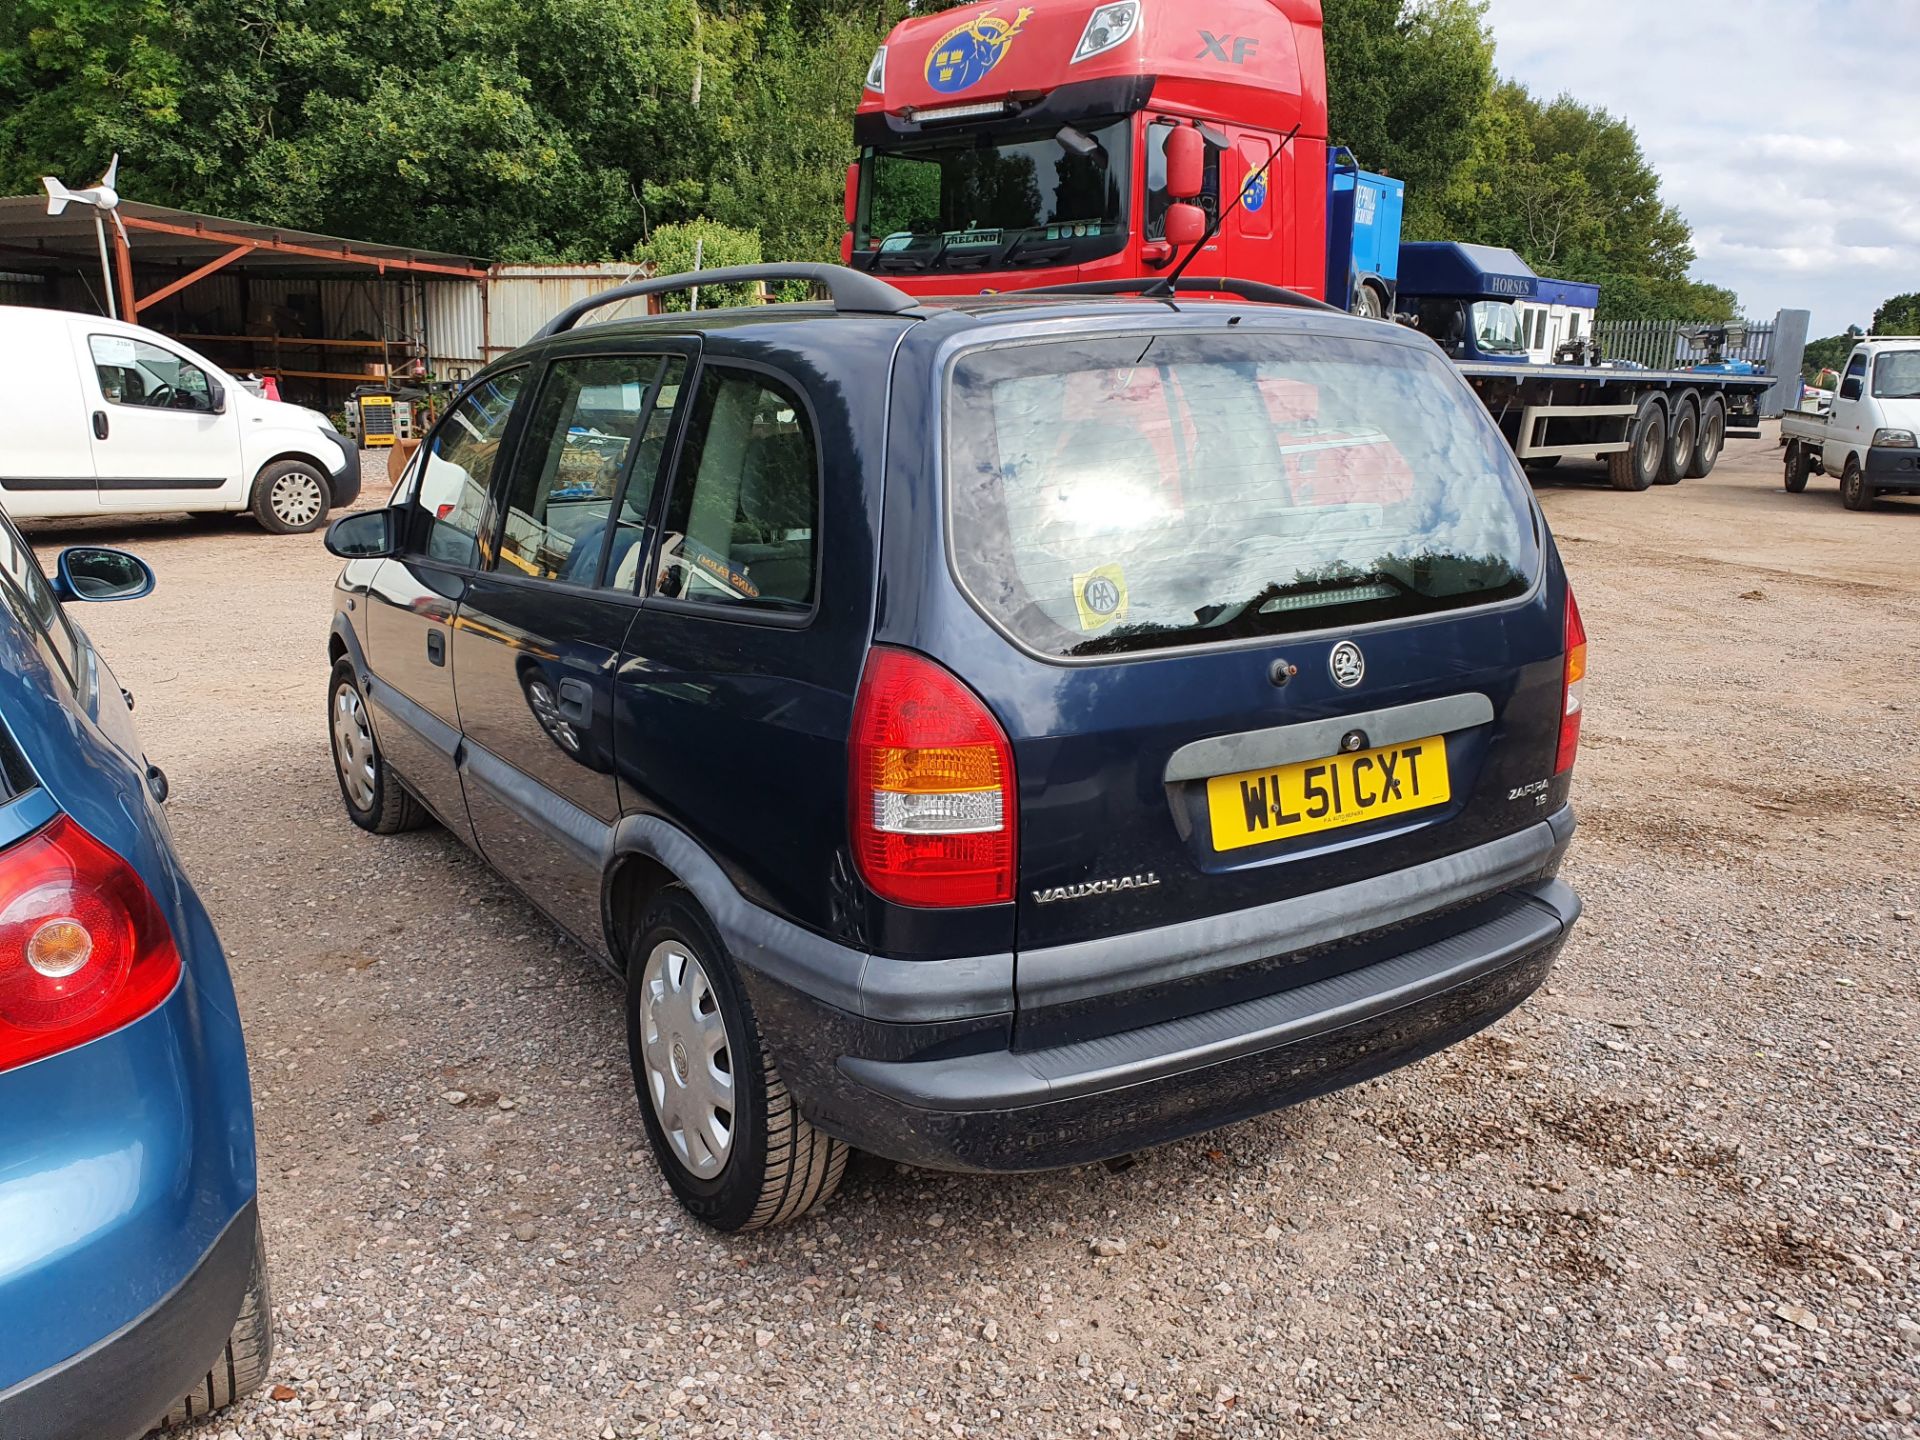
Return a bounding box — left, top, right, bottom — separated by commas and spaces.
88, 335, 216, 413
492, 355, 687, 587
410, 370, 526, 567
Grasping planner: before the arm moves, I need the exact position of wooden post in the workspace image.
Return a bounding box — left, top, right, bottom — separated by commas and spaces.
111, 222, 138, 321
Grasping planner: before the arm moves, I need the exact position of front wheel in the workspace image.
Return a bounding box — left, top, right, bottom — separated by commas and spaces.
1351, 283, 1385, 320
627, 886, 848, 1231
328, 660, 428, 834
1841, 455, 1875, 510
251, 460, 331, 534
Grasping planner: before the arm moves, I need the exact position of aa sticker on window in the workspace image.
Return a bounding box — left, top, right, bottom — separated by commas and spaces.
1073, 563, 1128, 631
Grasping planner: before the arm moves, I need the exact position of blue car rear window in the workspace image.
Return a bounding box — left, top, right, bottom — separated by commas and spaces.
945, 330, 1539, 658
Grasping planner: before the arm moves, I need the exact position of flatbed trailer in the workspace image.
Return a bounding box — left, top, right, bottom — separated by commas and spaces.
1454, 361, 1775, 490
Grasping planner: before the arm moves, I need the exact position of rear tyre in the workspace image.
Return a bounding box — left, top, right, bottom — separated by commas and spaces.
1657, 398, 1697, 484
251, 460, 331, 534
1522, 455, 1562, 473
154, 1218, 272, 1430
1841, 455, 1875, 511
328, 660, 428, 834
1784, 440, 1811, 493
1687, 396, 1726, 477
627, 886, 848, 1231
1608, 398, 1665, 491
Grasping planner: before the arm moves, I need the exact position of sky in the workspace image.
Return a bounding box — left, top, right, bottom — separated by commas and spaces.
1480, 0, 1920, 337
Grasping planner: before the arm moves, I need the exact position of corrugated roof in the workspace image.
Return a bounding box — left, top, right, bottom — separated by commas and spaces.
0, 195, 488, 278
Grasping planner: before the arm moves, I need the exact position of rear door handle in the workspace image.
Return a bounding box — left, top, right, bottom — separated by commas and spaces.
426, 629, 446, 666
92, 410, 108, 440
556, 677, 593, 724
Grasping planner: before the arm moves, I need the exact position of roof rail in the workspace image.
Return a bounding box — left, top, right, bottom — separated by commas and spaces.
1025, 276, 1341, 313
532, 263, 919, 340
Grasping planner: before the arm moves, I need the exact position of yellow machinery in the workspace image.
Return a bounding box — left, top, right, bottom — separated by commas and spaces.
357, 393, 397, 448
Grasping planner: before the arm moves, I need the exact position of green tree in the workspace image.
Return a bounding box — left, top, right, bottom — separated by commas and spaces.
1323, 0, 1495, 238
631, 218, 763, 309
1802, 329, 1862, 382
1871, 292, 1920, 335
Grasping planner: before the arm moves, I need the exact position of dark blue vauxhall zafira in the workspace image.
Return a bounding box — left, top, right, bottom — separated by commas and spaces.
0, 523, 269, 1438
324, 264, 1586, 1232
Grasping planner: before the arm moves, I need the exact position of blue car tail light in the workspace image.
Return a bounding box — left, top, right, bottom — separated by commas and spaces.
0, 814, 181, 1073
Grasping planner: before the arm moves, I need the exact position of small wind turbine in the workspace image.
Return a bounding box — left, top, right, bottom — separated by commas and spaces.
43, 155, 129, 319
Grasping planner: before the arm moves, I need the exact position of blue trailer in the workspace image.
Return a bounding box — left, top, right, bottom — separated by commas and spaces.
1325, 150, 1403, 319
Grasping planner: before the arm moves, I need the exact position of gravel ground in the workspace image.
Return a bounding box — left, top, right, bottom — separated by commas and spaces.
24, 429, 1919, 1440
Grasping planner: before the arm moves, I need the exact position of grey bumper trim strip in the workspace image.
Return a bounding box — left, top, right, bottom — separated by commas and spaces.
841, 878, 1579, 1111
1163, 692, 1495, 783
1018, 817, 1563, 1010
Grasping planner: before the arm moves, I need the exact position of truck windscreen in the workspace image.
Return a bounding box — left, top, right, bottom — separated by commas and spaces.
858, 118, 1130, 273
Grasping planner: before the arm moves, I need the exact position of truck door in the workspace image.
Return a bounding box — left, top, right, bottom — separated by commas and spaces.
1827, 350, 1870, 472
1229, 134, 1273, 286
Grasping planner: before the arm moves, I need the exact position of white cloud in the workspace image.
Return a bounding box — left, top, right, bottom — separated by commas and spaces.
1479, 0, 1920, 335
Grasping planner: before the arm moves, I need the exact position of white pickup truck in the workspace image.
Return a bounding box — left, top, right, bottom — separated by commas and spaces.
1780, 336, 1920, 510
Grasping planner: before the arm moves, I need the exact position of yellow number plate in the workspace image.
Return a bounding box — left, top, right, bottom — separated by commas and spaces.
1205, 735, 1451, 852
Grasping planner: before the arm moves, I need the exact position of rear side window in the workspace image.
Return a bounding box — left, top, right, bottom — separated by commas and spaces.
413, 369, 525, 566
946, 331, 1538, 659
654, 368, 817, 612
0, 518, 80, 685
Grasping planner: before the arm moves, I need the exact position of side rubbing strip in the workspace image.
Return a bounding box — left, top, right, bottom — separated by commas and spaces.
1163, 693, 1495, 784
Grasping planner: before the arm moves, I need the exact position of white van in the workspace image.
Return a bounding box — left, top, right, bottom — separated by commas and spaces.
0, 306, 360, 532
1780, 336, 1920, 510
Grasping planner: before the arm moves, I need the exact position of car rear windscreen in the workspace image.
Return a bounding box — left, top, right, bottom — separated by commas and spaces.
946, 329, 1540, 659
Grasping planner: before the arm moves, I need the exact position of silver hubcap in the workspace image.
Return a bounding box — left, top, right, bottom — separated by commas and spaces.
1641, 426, 1662, 472
640, 940, 734, 1178
332, 683, 377, 810
271, 471, 325, 527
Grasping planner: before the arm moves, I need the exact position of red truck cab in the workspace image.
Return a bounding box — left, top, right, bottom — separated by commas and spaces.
845, 0, 1330, 299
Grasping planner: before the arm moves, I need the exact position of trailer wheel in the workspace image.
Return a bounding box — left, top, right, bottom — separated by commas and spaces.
1608, 397, 1666, 491
1687, 396, 1726, 477
1783, 439, 1811, 493
1657, 397, 1697, 484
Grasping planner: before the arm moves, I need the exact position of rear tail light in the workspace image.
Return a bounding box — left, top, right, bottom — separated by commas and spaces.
0, 814, 181, 1073
1555, 587, 1587, 775
849, 647, 1016, 908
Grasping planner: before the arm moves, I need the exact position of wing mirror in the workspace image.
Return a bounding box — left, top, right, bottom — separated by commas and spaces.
1163, 202, 1206, 248
52, 546, 155, 602
325, 508, 399, 559
1165, 123, 1205, 201
208, 379, 227, 415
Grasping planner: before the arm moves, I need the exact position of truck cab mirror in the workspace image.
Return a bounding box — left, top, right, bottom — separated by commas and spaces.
1163, 202, 1206, 248
1840, 377, 1863, 401
1165, 125, 1205, 201
843, 161, 859, 227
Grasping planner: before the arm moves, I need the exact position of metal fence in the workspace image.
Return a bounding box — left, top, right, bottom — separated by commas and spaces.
1593, 317, 1777, 370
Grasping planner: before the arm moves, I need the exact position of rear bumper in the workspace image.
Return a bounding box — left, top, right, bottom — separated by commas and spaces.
719, 812, 1578, 1173
0, 1201, 257, 1440
815, 880, 1574, 1171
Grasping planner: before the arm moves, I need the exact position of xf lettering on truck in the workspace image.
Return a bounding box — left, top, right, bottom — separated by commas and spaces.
1197, 32, 1257, 65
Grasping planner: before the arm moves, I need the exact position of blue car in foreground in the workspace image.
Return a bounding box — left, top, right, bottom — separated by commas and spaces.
0, 518, 269, 1438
